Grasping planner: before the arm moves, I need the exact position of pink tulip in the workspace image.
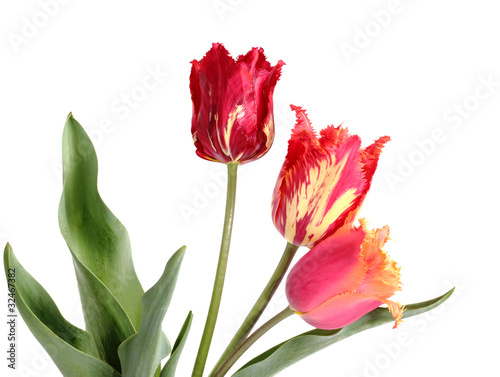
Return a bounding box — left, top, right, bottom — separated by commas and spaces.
286, 220, 403, 329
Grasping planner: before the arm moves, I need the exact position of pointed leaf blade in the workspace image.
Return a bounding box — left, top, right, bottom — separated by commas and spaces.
232, 289, 454, 377
3, 244, 121, 377
161, 311, 193, 377
118, 246, 186, 377
71, 251, 137, 366
58, 114, 144, 369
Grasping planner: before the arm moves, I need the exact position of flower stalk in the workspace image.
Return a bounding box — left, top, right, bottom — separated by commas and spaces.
192, 162, 238, 377
213, 307, 294, 377
209, 242, 299, 376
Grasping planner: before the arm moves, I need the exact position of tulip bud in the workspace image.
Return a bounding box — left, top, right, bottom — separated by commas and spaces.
286, 220, 403, 330
190, 43, 284, 164
271, 106, 389, 247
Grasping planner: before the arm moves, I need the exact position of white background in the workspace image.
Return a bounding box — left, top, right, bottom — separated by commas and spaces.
1, 0, 499, 376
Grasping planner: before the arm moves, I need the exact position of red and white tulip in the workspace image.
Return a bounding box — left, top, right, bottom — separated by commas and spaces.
271, 106, 389, 246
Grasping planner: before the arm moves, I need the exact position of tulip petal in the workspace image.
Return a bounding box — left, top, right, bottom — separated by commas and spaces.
357, 221, 401, 299
299, 292, 382, 330
319, 125, 351, 149
345, 136, 391, 224
286, 228, 367, 313
360, 135, 391, 183
380, 299, 404, 329
191, 43, 244, 163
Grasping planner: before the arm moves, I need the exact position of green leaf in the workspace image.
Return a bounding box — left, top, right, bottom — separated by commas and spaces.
3, 244, 121, 377
58, 113, 144, 370
232, 289, 455, 377
161, 311, 193, 377
118, 246, 186, 377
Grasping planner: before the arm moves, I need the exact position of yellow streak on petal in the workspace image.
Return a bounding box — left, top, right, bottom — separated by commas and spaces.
211, 114, 220, 153
220, 105, 244, 158
283, 154, 359, 246
303, 188, 358, 245
263, 117, 274, 150
283, 197, 298, 243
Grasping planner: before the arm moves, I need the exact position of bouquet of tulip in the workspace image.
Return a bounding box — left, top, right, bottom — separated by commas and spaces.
4, 43, 453, 377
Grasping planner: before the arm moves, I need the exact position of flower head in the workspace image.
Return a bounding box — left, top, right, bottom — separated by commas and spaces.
190, 43, 284, 164
286, 220, 403, 330
271, 106, 389, 247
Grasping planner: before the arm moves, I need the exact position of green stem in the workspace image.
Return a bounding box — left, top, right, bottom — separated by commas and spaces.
192, 163, 238, 377
213, 307, 294, 377
209, 242, 299, 376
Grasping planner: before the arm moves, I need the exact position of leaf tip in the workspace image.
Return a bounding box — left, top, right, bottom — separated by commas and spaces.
4, 242, 12, 261
174, 246, 187, 261
3, 243, 14, 281
445, 287, 455, 298
64, 112, 80, 131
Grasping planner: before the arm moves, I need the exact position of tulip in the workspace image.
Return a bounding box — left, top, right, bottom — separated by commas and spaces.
285, 220, 403, 329
190, 43, 284, 164
271, 106, 390, 247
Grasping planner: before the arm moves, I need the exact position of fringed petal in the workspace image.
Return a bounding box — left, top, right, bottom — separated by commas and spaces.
360, 135, 391, 184
380, 299, 405, 329
190, 43, 283, 164
357, 221, 402, 299
272, 107, 373, 246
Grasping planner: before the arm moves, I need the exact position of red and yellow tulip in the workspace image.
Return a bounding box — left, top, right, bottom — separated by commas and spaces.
286, 220, 403, 329
190, 43, 284, 164
271, 106, 389, 247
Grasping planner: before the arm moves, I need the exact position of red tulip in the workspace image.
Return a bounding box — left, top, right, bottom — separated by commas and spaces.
271, 106, 389, 247
286, 220, 403, 330
190, 43, 284, 164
